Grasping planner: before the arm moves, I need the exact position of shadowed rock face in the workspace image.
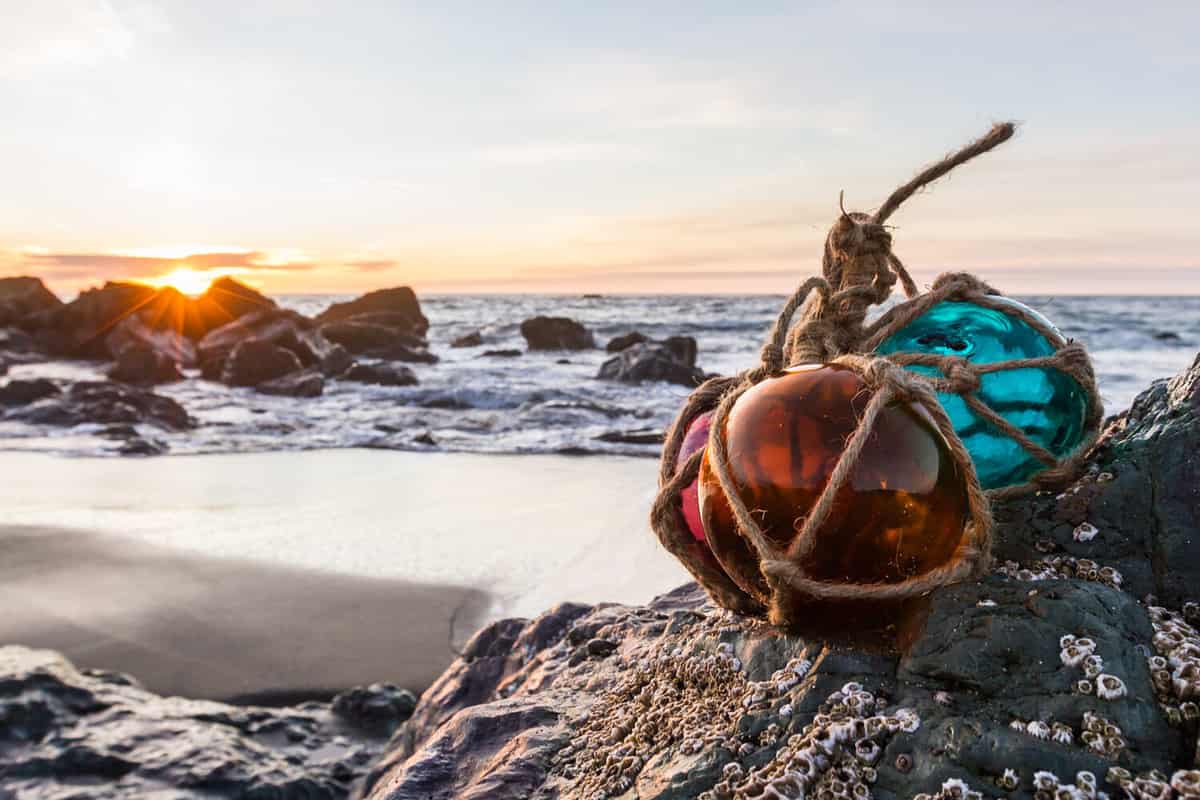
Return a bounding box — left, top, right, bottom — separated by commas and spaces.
519, 316, 595, 350
597, 335, 706, 386
315, 288, 429, 337
0, 277, 61, 327
4, 381, 192, 431
0, 646, 410, 799
358, 353, 1200, 800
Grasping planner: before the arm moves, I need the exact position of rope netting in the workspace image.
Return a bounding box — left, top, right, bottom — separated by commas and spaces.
649, 122, 1103, 626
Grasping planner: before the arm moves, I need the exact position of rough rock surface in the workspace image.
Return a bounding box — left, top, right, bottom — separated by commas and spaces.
198, 309, 333, 381
4, 381, 192, 431
106, 343, 185, 385
222, 339, 305, 387
0, 646, 410, 799
451, 331, 484, 348
257, 369, 326, 398
340, 363, 418, 387
520, 316, 595, 350
315, 288, 429, 336
320, 321, 435, 363
597, 335, 706, 386
359, 355, 1200, 800
105, 315, 197, 367
0, 277, 61, 327
606, 331, 649, 352
0, 379, 60, 407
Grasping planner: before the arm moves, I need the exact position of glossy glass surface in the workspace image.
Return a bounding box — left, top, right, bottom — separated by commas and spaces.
875, 299, 1088, 489
674, 411, 712, 544
697, 364, 968, 601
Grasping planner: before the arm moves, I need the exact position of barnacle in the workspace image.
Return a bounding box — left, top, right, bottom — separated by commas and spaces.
1095, 674, 1127, 700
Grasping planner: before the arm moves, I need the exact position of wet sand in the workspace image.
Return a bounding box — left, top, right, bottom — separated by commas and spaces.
0, 450, 689, 700
0, 526, 491, 702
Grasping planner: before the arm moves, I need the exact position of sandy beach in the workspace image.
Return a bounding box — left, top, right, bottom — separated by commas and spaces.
0, 449, 687, 700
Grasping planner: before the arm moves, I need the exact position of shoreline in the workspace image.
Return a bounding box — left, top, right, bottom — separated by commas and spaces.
0, 525, 491, 702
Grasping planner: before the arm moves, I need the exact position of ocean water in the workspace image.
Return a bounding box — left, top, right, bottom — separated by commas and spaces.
1, 294, 1196, 458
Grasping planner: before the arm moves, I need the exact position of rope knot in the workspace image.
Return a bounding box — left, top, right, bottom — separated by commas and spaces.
759, 343, 784, 373
942, 359, 982, 394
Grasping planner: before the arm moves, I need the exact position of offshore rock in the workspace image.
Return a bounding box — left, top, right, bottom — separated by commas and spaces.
257, 369, 326, 398
0, 277, 62, 327
520, 316, 595, 350
597, 336, 705, 386
339, 363, 419, 387
606, 331, 649, 352
0, 645, 405, 799
451, 330, 484, 348
0, 378, 60, 407
320, 321, 436, 363
4, 381, 191, 431
315, 288, 429, 337
360, 355, 1200, 800
106, 342, 185, 386
198, 308, 335, 381
222, 339, 304, 387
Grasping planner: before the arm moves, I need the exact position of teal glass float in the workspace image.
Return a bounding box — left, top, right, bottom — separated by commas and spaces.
875, 298, 1087, 489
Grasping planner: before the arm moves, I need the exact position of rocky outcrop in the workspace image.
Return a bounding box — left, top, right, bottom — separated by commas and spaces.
597, 335, 706, 386
451, 331, 484, 348
106, 343, 185, 385
257, 369, 326, 398
520, 316, 595, 350
5, 381, 192, 430
0, 645, 410, 799
359, 354, 1200, 800
222, 339, 304, 387
606, 331, 649, 352
16, 278, 276, 359
991, 351, 1200, 609
340, 363, 418, 387
197, 308, 341, 382
0, 378, 60, 406
0, 276, 61, 327
320, 321, 436, 363
316, 288, 429, 336
193, 276, 276, 332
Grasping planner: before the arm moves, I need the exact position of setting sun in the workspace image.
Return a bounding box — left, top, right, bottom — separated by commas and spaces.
147, 268, 215, 297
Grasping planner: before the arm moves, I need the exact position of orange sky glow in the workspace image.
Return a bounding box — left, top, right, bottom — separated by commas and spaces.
2, 3, 1197, 299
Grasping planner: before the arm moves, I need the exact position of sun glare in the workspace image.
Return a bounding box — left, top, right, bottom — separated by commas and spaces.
149, 268, 215, 297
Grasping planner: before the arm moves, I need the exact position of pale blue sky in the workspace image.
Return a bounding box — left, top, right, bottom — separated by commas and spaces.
1, 1, 1197, 295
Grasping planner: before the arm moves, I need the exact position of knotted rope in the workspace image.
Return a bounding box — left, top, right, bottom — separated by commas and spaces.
649, 122, 1103, 626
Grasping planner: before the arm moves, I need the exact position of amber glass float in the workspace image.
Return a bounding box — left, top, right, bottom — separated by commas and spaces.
698, 364, 970, 607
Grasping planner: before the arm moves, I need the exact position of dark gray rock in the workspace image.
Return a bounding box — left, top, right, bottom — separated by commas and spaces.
594, 428, 665, 445
451, 331, 484, 348
106, 343, 185, 385
0, 645, 398, 799
340, 363, 418, 387
320, 321, 424, 355
6, 381, 191, 431
0, 276, 62, 327
597, 336, 705, 386
221, 339, 304, 387
198, 308, 337, 381
481, 349, 522, 358
332, 684, 417, 735
992, 350, 1200, 608
519, 316, 594, 350
257, 369, 325, 398
315, 288, 429, 336
320, 344, 356, 378
105, 315, 196, 366
359, 354, 1200, 800
0, 378, 60, 406
606, 331, 649, 352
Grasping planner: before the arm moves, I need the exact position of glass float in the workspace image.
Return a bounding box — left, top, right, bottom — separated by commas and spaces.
875, 298, 1087, 489
697, 364, 969, 603
674, 411, 712, 544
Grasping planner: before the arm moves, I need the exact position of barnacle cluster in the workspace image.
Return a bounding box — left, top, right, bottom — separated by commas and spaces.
912, 776, 986, 800
1058, 634, 1128, 701
556, 641, 754, 797
995, 557, 1123, 589
1030, 769, 1105, 800
700, 682, 920, 800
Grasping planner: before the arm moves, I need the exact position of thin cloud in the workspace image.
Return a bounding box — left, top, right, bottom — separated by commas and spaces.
343, 259, 399, 272
21, 250, 321, 278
